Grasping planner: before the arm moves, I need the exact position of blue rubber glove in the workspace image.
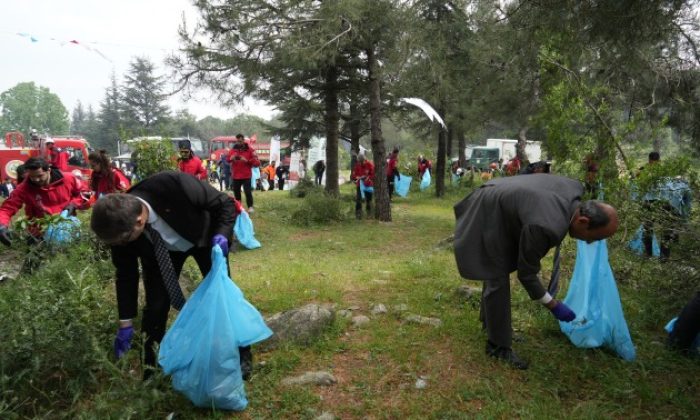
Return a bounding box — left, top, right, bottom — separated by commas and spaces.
550, 301, 576, 322
114, 326, 134, 359
212, 234, 229, 255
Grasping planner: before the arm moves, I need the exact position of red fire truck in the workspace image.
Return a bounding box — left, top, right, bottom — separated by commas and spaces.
0, 131, 92, 181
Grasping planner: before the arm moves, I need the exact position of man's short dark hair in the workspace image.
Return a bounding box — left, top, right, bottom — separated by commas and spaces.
23, 157, 50, 171
579, 200, 610, 229
235, 133, 245, 140
649, 151, 660, 162
90, 194, 143, 243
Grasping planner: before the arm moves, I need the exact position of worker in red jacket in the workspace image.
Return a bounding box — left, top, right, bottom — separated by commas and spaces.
351, 153, 375, 219
418, 155, 432, 179
177, 140, 207, 181
227, 134, 260, 212
45, 138, 69, 171
0, 157, 91, 245
88, 150, 131, 197
386, 147, 400, 200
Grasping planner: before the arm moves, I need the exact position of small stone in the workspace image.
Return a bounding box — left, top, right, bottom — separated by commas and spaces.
315, 412, 335, 420
337, 310, 352, 318
455, 285, 481, 301
370, 304, 387, 315
347, 305, 361, 311
352, 315, 370, 327
404, 314, 442, 327
281, 371, 337, 387
415, 378, 427, 389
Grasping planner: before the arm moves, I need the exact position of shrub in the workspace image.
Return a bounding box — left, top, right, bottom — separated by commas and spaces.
291, 190, 345, 226
130, 140, 177, 179
289, 177, 319, 198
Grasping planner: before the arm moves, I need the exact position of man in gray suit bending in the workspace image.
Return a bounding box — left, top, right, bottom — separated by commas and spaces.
454, 174, 618, 369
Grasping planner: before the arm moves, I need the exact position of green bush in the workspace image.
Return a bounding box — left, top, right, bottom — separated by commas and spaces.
291, 190, 346, 226
289, 177, 319, 198
131, 140, 177, 179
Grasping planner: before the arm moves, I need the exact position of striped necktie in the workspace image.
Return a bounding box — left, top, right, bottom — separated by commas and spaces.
145, 224, 186, 310
548, 244, 561, 298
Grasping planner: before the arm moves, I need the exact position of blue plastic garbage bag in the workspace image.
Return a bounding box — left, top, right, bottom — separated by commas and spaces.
628, 224, 660, 257
559, 240, 636, 361
44, 210, 80, 246
250, 167, 260, 189
234, 210, 261, 249
159, 245, 273, 410
359, 180, 374, 199
394, 174, 412, 197
451, 173, 461, 185
420, 170, 431, 191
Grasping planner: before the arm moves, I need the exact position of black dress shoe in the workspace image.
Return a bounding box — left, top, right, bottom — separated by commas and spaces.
239, 346, 253, 381
486, 342, 529, 370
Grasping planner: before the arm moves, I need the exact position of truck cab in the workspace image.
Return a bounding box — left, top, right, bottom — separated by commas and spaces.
467, 147, 500, 171
0, 132, 92, 181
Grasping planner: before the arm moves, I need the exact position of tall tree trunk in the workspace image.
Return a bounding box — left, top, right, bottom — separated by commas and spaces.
517, 125, 528, 162
457, 126, 466, 168
349, 102, 361, 172
435, 107, 446, 197
368, 47, 391, 222
446, 124, 453, 161
324, 66, 340, 197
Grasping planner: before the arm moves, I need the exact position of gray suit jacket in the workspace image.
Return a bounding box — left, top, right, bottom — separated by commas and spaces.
453, 174, 583, 299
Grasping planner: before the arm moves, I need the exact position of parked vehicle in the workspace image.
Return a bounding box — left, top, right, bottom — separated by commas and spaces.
0, 131, 92, 181
466, 139, 542, 171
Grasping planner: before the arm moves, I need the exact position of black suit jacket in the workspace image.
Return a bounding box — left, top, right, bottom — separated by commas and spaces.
453, 174, 583, 300
110, 171, 237, 319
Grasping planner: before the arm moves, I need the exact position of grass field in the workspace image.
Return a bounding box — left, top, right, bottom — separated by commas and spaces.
1, 181, 698, 419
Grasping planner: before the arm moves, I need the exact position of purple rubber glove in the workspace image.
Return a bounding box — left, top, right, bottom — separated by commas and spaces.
212, 234, 229, 255
550, 301, 576, 322
114, 326, 134, 359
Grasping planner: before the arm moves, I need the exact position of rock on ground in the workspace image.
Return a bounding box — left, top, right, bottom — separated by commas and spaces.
281, 371, 337, 387
454, 285, 481, 301
351, 315, 370, 327
370, 303, 387, 315
262, 303, 335, 350
404, 314, 442, 327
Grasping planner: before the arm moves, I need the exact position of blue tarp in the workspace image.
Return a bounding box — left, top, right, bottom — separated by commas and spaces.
44, 210, 80, 246
159, 245, 272, 410
559, 240, 636, 361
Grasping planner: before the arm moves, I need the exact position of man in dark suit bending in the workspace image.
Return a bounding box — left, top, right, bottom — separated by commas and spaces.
90, 171, 253, 379
454, 174, 618, 369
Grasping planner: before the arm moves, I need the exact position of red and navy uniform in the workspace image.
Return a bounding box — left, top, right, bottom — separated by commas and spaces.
178, 155, 207, 180
227, 144, 260, 180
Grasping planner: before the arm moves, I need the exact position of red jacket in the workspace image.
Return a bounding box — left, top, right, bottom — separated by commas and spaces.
0, 169, 90, 228
48, 148, 69, 171
227, 144, 260, 180
418, 159, 432, 175
386, 153, 398, 177
178, 156, 207, 180
91, 167, 131, 197
352, 160, 375, 187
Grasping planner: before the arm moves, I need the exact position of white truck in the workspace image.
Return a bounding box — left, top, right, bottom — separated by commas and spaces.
466, 139, 542, 170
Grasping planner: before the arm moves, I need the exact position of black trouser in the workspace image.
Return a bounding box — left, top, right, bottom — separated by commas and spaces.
669, 291, 700, 352
387, 175, 395, 200
479, 276, 512, 349
278, 178, 285, 190
355, 184, 372, 214
232, 178, 254, 208
219, 173, 231, 191
642, 201, 677, 260
315, 170, 324, 185
268, 178, 274, 190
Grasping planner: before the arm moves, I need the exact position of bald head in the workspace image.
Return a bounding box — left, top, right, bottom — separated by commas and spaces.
568, 200, 619, 243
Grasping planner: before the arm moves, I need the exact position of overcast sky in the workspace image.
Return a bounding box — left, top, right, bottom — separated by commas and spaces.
0, 0, 275, 121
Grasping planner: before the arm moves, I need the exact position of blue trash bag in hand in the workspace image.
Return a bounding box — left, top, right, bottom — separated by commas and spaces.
44, 210, 80, 246
628, 224, 660, 257
250, 167, 260, 189
159, 245, 273, 410
559, 240, 636, 361
234, 210, 261, 249
359, 180, 374, 199
394, 173, 412, 197
420, 170, 431, 191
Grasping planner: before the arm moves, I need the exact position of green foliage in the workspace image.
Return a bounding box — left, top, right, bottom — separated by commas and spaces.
290, 190, 346, 226
289, 177, 319, 198
130, 140, 177, 179
0, 82, 69, 134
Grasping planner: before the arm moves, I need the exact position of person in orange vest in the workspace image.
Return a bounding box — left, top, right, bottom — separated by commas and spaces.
264, 161, 276, 191
177, 140, 207, 181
